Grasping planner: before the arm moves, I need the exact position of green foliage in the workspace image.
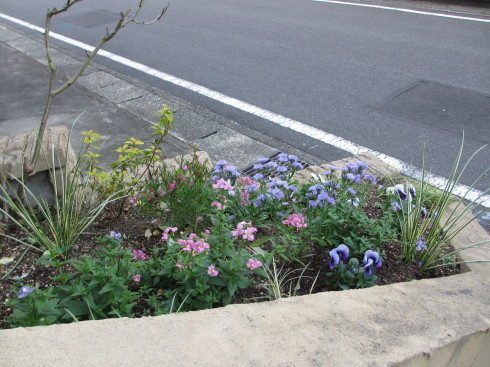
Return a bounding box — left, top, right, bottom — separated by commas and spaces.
137, 147, 213, 231
254, 255, 318, 300
7, 237, 141, 327
0, 136, 119, 255
389, 136, 489, 270
85, 105, 175, 203
325, 258, 377, 290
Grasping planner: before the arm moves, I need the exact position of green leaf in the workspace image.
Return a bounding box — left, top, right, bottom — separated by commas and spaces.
98, 283, 114, 295
250, 236, 275, 248
341, 271, 354, 284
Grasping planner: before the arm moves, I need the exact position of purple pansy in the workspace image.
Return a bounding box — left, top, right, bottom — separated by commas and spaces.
363, 250, 382, 276
329, 244, 350, 269
109, 231, 122, 240
18, 286, 35, 299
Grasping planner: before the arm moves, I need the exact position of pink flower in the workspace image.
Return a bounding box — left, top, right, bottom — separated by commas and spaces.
168, 181, 177, 191
158, 190, 166, 197
211, 201, 224, 210
133, 274, 141, 283
151, 219, 160, 226
207, 265, 219, 277
176, 260, 185, 269
282, 213, 307, 228
237, 177, 257, 186
129, 195, 138, 207
212, 178, 235, 191
131, 250, 147, 261
231, 221, 258, 241
182, 165, 188, 171
177, 234, 210, 254
240, 190, 250, 206
246, 258, 263, 270
161, 226, 178, 240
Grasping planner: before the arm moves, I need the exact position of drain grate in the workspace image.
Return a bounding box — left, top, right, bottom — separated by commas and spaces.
241, 152, 310, 179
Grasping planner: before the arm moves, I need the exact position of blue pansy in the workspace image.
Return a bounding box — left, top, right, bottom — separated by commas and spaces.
18, 286, 35, 299
395, 185, 407, 201
109, 231, 122, 240
363, 250, 382, 276
329, 244, 350, 269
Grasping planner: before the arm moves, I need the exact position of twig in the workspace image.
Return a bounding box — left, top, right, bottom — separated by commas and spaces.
27, 0, 169, 180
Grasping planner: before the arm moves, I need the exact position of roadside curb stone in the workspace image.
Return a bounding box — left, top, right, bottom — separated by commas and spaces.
0, 125, 77, 183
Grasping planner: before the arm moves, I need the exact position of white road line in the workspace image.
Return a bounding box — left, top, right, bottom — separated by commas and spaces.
1, 12, 489, 207
311, 0, 490, 22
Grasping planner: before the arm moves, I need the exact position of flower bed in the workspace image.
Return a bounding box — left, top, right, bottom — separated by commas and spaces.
0, 148, 463, 328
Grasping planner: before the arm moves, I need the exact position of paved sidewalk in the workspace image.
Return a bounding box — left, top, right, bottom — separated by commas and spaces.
0, 22, 323, 172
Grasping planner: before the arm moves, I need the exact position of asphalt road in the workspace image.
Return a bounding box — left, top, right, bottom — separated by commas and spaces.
1, 0, 489, 192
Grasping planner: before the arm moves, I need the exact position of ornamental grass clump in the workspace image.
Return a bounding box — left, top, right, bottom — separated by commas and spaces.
389, 136, 489, 271
0, 131, 120, 257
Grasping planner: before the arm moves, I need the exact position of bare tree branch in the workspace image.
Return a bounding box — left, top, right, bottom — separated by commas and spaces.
129, 3, 169, 25
27, 0, 169, 178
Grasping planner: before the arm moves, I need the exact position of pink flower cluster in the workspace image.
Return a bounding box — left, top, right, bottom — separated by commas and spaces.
168, 181, 177, 191
177, 233, 210, 254
246, 258, 263, 270
237, 177, 257, 186
282, 213, 307, 228
211, 201, 225, 210
161, 226, 178, 240
231, 221, 258, 241
240, 190, 250, 206
131, 250, 147, 261
211, 194, 228, 210
212, 178, 235, 191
